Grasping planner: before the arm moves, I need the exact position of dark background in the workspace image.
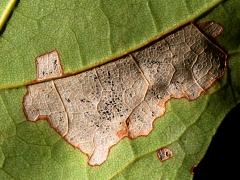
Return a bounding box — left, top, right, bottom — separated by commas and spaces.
194, 104, 240, 179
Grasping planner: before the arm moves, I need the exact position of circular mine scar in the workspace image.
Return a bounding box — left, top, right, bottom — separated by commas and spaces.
157, 147, 173, 162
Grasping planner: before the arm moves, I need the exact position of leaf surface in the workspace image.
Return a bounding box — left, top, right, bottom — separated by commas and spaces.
1, 0, 240, 179
0, 0, 221, 89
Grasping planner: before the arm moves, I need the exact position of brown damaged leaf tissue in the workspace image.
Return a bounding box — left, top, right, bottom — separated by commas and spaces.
23, 22, 227, 166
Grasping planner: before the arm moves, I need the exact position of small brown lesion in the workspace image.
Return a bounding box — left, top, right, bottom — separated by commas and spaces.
191, 165, 197, 174
157, 147, 173, 162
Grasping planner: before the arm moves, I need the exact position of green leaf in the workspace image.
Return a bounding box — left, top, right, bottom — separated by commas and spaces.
0, 0, 240, 179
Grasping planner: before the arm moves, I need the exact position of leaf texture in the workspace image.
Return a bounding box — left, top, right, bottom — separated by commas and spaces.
1, 0, 240, 179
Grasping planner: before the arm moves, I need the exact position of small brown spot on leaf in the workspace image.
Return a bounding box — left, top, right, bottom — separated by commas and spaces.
157, 147, 173, 162
191, 165, 197, 174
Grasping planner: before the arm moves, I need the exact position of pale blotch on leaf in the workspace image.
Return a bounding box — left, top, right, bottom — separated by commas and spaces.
23, 22, 227, 166
36, 50, 63, 81
157, 147, 173, 162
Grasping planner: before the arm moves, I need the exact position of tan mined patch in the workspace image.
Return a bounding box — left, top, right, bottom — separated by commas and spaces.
127, 23, 227, 138
24, 56, 149, 165
36, 50, 63, 81
23, 22, 227, 166
157, 147, 173, 162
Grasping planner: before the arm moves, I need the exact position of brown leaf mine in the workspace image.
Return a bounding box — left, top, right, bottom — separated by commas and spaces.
128, 23, 226, 138
24, 55, 149, 165
36, 50, 63, 81
157, 147, 173, 162
23, 22, 227, 166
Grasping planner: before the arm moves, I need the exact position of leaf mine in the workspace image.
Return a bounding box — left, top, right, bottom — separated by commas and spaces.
36, 50, 63, 81
23, 22, 227, 166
